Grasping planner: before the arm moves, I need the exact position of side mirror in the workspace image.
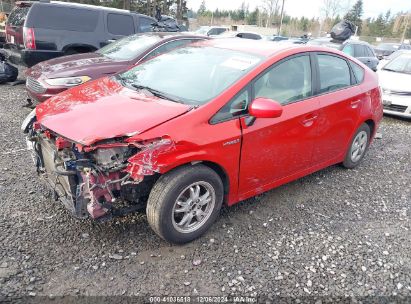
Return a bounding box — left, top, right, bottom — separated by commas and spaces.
249, 97, 283, 119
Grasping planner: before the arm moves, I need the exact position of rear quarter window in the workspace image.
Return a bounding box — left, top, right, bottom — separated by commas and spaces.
28, 5, 99, 32
350, 61, 365, 83
7, 6, 30, 26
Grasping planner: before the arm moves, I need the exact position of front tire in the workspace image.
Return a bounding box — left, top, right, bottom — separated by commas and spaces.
342, 123, 370, 169
146, 165, 224, 244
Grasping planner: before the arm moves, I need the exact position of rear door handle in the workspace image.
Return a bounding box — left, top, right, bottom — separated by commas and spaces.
350, 100, 361, 108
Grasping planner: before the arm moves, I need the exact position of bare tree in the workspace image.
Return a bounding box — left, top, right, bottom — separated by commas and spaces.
321, 0, 352, 20
320, 0, 343, 19
261, 0, 280, 27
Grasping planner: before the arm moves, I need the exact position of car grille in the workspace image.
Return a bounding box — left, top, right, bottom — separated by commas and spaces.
383, 104, 408, 113
26, 77, 46, 94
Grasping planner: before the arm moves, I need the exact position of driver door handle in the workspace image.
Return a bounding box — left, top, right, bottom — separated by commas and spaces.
301, 114, 318, 127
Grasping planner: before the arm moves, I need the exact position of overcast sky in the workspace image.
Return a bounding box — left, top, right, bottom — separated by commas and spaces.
187, 0, 411, 19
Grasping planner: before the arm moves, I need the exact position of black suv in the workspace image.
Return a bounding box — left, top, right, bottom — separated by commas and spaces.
5, 1, 156, 67
340, 40, 379, 71
307, 38, 379, 71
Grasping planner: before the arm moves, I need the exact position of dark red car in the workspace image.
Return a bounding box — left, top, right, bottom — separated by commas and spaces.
25, 32, 207, 103
22, 39, 383, 244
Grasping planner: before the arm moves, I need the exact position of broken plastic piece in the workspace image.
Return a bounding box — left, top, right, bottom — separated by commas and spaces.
126, 138, 176, 180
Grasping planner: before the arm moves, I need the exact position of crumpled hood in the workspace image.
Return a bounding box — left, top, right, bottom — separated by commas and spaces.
27, 53, 129, 79
378, 70, 411, 93
36, 77, 192, 145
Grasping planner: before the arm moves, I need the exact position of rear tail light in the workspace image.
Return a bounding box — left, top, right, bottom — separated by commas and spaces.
23, 27, 36, 50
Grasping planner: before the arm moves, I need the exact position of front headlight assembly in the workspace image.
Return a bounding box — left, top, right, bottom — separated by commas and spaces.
21, 109, 36, 133
44, 76, 91, 87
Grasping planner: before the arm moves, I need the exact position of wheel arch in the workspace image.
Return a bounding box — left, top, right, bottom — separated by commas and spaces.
364, 119, 375, 138
160, 160, 231, 204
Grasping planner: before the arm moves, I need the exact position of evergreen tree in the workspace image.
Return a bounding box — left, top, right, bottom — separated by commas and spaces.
344, 0, 363, 34
197, 0, 207, 17
246, 8, 259, 25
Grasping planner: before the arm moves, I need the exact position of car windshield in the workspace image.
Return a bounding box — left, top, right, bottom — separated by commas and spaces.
97, 34, 163, 61
377, 43, 399, 51
118, 46, 263, 105
195, 27, 210, 35
383, 54, 411, 74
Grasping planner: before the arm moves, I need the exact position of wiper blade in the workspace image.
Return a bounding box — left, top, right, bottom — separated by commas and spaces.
382, 68, 398, 72
131, 84, 183, 103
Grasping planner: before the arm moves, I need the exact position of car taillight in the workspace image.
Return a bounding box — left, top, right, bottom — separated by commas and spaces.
23, 27, 36, 50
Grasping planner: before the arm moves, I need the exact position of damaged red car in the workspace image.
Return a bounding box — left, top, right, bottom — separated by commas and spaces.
22, 39, 383, 244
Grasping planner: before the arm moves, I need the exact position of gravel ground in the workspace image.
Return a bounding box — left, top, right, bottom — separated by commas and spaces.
0, 81, 410, 303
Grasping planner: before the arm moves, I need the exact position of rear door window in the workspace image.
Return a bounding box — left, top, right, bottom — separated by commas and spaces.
354, 45, 367, 57
28, 5, 99, 32
317, 54, 351, 93
7, 6, 30, 27
107, 13, 135, 36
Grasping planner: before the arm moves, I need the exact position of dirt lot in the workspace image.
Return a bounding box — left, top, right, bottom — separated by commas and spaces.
0, 80, 410, 303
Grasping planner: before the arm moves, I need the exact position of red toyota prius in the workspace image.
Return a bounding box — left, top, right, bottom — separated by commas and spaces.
22, 39, 383, 244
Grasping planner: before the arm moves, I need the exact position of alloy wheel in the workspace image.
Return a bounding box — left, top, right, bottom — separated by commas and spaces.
350, 130, 368, 163
172, 181, 216, 234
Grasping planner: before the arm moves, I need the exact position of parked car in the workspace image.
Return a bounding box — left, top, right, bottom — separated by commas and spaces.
195, 26, 229, 36
4, 1, 156, 67
277, 37, 307, 45
25, 32, 207, 103
266, 35, 288, 42
340, 40, 379, 71
308, 38, 379, 71
374, 43, 411, 60
22, 40, 382, 244
377, 52, 411, 119
218, 31, 263, 40
377, 49, 411, 70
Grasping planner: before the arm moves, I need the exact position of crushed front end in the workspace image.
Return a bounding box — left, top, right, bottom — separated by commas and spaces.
21, 110, 173, 220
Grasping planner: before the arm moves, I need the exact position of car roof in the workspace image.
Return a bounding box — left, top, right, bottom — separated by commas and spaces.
343, 40, 371, 46
32, 1, 133, 13
194, 38, 341, 58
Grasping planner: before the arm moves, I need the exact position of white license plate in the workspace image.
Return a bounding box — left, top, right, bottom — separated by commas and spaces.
10, 35, 15, 44
383, 99, 392, 106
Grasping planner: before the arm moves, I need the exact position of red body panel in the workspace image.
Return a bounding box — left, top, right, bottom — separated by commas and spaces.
35, 41, 383, 207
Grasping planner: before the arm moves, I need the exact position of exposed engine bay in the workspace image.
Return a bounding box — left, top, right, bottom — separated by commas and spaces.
22, 112, 175, 220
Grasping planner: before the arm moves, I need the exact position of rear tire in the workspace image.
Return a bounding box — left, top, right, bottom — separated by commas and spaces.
342, 123, 370, 169
146, 165, 224, 244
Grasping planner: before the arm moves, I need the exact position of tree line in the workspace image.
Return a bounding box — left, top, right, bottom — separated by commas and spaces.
1, 0, 409, 39
195, 0, 410, 39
